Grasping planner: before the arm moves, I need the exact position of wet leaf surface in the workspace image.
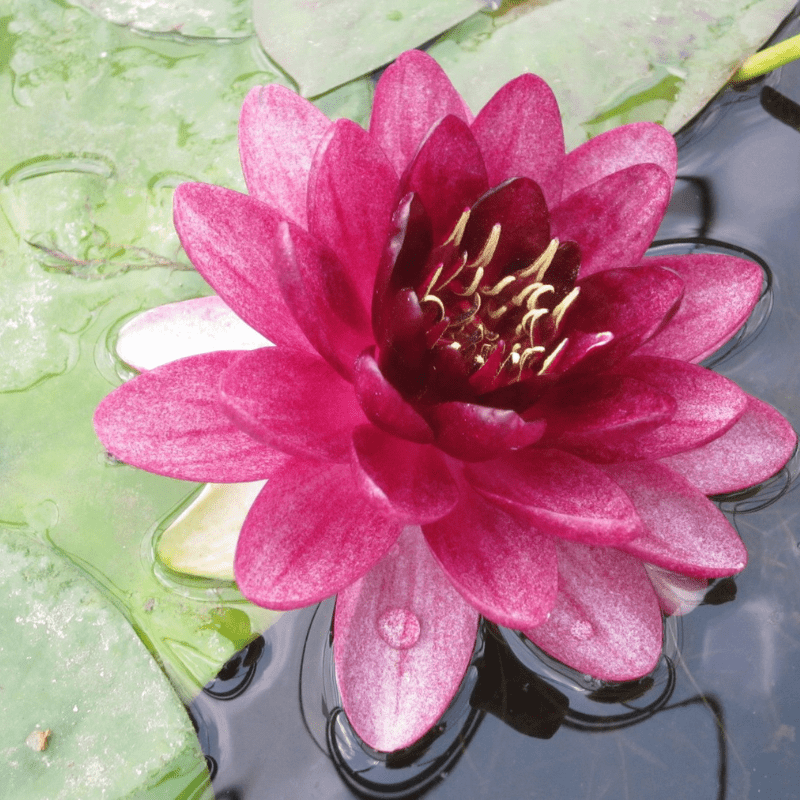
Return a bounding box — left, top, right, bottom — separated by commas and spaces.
0, 531, 212, 799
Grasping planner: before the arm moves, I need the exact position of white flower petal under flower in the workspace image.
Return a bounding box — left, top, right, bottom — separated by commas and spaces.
117, 296, 271, 371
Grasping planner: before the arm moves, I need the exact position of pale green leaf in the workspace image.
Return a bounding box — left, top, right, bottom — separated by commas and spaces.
0, 531, 212, 800
428, 0, 797, 149
252, 0, 488, 96
72, 0, 253, 39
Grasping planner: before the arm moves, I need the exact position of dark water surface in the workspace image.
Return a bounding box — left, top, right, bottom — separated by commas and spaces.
190, 9, 800, 799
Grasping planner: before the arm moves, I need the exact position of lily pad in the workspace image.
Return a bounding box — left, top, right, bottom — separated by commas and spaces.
71, 0, 253, 39
252, 0, 487, 96
428, 0, 797, 148
0, 0, 372, 281
0, 530, 212, 799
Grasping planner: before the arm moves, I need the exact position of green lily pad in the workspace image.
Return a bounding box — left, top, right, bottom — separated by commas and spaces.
428, 0, 797, 148
252, 0, 486, 96
72, 0, 253, 39
0, 531, 212, 799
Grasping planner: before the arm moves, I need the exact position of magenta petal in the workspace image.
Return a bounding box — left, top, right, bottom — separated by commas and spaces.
219, 347, 365, 463
603, 461, 748, 577
276, 221, 372, 380
334, 526, 478, 752
239, 84, 331, 227
308, 119, 398, 314
235, 458, 402, 609
93, 351, 287, 482
525, 540, 663, 681
608, 356, 749, 460
399, 115, 488, 243
466, 449, 641, 545
634, 253, 764, 363
353, 349, 433, 443
561, 122, 677, 200
551, 164, 672, 278
173, 183, 311, 351
568, 265, 685, 368
533, 374, 678, 461
661, 397, 797, 494
370, 50, 472, 177
424, 492, 558, 629
426, 402, 546, 462
351, 426, 459, 524
471, 73, 565, 206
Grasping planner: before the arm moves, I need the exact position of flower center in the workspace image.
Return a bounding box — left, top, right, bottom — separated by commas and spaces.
417, 209, 580, 389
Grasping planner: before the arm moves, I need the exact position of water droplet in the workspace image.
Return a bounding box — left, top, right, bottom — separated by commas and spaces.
377, 607, 421, 649
570, 620, 594, 641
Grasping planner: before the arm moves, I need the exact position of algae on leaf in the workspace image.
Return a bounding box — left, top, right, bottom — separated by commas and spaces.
0, 532, 212, 800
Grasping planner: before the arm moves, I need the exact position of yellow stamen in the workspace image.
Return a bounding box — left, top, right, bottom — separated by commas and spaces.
421, 294, 446, 320
421, 264, 444, 297
469, 223, 502, 273
518, 238, 559, 281
453, 266, 484, 297
487, 303, 509, 320
512, 282, 554, 308
538, 337, 568, 375
518, 345, 545, 371
481, 274, 516, 297
551, 287, 580, 329
443, 209, 471, 247
518, 307, 548, 335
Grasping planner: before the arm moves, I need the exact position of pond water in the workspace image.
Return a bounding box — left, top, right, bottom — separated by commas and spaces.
190, 8, 800, 800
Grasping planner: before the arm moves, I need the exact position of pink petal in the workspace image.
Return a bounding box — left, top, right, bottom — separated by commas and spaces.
239, 84, 332, 227
426, 402, 546, 462
561, 122, 677, 200
351, 425, 459, 524
370, 50, 472, 177
634, 253, 764, 363
465, 449, 641, 545
93, 351, 287, 482
235, 458, 402, 609
353, 349, 433, 443
173, 183, 311, 350
567, 264, 685, 369
116, 297, 271, 371
532, 374, 678, 461
471, 73, 565, 206
334, 526, 478, 752
644, 564, 708, 617
661, 397, 797, 494
601, 355, 749, 461
603, 461, 748, 577
218, 347, 365, 463
525, 540, 663, 681
399, 114, 488, 243
550, 164, 672, 278
307, 119, 398, 315
423, 491, 558, 629
275, 221, 372, 380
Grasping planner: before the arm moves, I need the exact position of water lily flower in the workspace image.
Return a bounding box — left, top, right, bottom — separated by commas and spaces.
95, 50, 796, 753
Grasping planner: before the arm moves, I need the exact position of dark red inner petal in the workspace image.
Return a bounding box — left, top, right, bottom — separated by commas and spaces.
372, 173, 684, 420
